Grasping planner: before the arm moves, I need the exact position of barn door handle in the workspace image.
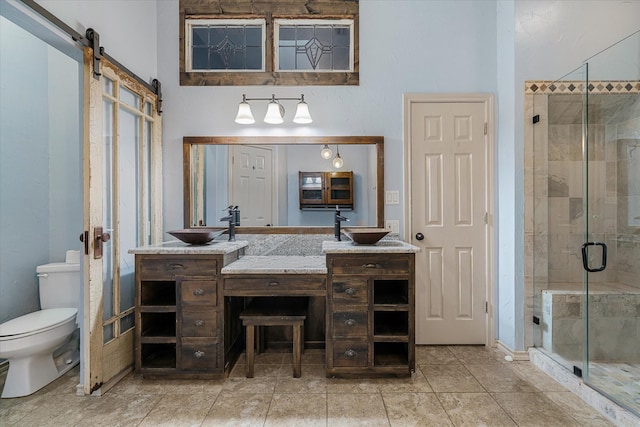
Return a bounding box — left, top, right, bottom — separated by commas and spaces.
581, 242, 607, 272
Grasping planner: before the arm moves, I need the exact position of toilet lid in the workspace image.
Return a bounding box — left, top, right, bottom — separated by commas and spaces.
0, 308, 77, 338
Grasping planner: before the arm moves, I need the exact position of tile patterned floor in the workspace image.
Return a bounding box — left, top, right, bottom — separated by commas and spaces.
0, 346, 615, 426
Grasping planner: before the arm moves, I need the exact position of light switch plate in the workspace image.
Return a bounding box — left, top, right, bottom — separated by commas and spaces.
385, 220, 400, 234
385, 190, 399, 205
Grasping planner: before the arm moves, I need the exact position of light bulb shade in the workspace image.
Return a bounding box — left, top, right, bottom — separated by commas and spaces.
235, 101, 255, 124
264, 101, 284, 124
320, 144, 332, 159
332, 153, 344, 169
293, 100, 312, 124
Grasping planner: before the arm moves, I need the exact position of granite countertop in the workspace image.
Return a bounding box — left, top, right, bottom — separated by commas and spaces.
322, 240, 420, 254
128, 240, 249, 254
221, 256, 327, 274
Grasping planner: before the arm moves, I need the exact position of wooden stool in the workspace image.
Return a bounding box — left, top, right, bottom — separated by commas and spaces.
239, 298, 307, 378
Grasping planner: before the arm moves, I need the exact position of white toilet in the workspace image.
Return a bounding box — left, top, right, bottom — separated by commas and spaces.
0, 250, 81, 398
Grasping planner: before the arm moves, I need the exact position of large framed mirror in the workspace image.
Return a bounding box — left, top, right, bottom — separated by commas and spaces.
183, 136, 384, 233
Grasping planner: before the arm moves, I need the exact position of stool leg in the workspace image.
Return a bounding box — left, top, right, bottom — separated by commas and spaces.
246, 324, 255, 378
292, 323, 301, 378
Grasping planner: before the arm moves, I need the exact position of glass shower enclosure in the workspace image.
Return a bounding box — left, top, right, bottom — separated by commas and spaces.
530, 30, 640, 416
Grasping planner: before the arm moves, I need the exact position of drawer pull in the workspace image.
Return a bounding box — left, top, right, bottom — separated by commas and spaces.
268, 281, 280, 286
170, 263, 185, 269
344, 287, 357, 296
344, 349, 357, 358
194, 350, 205, 358
344, 318, 356, 327
194, 319, 205, 327
363, 263, 381, 269
193, 288, 205, 296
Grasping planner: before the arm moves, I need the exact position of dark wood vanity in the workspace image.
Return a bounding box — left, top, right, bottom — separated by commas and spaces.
132, 241, 417, 379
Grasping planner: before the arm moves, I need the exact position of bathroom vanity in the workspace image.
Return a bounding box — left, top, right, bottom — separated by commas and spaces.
130, 238, 418, 379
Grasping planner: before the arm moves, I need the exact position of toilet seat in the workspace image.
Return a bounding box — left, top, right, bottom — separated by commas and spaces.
0, 308, 77, 340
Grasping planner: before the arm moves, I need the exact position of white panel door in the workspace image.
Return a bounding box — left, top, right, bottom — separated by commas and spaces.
230, 145, 273, 227
411, 101, 488, 344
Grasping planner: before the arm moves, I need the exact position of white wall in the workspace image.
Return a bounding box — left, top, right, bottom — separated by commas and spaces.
35, 0, 158, 81
156, 0, 499, 234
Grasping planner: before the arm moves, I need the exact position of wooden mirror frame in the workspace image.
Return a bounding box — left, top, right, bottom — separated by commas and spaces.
183, 136, 384, 233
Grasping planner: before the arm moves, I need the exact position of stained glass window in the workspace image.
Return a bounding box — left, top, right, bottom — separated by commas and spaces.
186, 19, 265, 71
275, 19, 353, 72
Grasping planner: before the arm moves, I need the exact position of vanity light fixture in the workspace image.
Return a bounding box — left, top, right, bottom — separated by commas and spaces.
320, 144, 333, 159
235, 93, 312, 125
332, 145, 344, 169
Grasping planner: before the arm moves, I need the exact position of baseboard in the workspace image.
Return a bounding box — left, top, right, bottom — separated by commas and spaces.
495, 340, 530, 361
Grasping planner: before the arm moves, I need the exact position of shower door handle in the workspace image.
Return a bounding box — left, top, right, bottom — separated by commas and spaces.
581, 242, 607, 272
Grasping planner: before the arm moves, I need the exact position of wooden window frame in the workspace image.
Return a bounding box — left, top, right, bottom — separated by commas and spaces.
179, 0, 359, 86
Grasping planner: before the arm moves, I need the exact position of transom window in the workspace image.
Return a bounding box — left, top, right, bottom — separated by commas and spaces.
275, 19, 353, 72
179, 0, 359, 86
185, 19, 266, 72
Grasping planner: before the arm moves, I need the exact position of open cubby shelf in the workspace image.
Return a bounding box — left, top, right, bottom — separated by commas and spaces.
140, 312, 176, 337
141, 281, 176, 306
373, 280, 408, 305
373, 311, 409, 336
141, 344, 176, 369
374, 342, 409, 366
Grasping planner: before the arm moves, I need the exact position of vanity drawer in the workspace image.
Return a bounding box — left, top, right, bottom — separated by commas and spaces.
224, 276, 325, 295
332, 339, 368, 367
181, 309, 217, 337
181, 280, 217, 306
180, 338, 218, 371
139, 257, 217, 279
332, 278, 368, 305
332, 311, 368, 338
330, 255, 410, 276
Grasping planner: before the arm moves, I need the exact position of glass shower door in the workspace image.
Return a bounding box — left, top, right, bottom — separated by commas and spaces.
582, 31, 640, 416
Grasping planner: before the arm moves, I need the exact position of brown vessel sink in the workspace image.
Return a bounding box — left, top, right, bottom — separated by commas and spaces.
342, 228, 390, 245
167, 228, 227, 245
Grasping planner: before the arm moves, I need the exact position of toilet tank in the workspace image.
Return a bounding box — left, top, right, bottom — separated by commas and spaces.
36, 250, 81, 310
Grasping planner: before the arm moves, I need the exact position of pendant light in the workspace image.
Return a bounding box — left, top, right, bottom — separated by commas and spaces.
332, 145, 344, 169
320, 144, 333, 160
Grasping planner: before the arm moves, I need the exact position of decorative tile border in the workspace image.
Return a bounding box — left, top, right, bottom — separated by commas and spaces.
525, 80, 640, 94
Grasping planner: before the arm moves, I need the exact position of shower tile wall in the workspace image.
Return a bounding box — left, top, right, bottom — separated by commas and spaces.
524, 84, 640, 350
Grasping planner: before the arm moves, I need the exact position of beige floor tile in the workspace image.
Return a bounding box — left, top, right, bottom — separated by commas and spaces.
229, 362, 286, 378
447, 345, 508, 365
275, 365, 328, 393
7, 393, 91, 427
221, 376, 277, 394
374, 371, 434, 393
492, 392, 582, 426
437, 392, 516, 426
326, 377, 380, 393
382, 392, 452, 427
201, 392, 270, 427
77, 393, 163, 427
236, 351, 286, 365
509, 362, 568, 392
111, 373, 225, 395
420, 364, 484, 393
138, 393, 217, 427
264, 393, 327, 427
416, 345, 458, 365
328, 393, 389, 426
466, 363, 538, 393
543, 391, 615, 426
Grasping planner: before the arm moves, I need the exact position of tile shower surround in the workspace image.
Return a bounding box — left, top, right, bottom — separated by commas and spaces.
524, 80, 640, 350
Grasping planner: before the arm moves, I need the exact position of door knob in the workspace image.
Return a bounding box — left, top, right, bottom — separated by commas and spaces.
415, 232, 424, 241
